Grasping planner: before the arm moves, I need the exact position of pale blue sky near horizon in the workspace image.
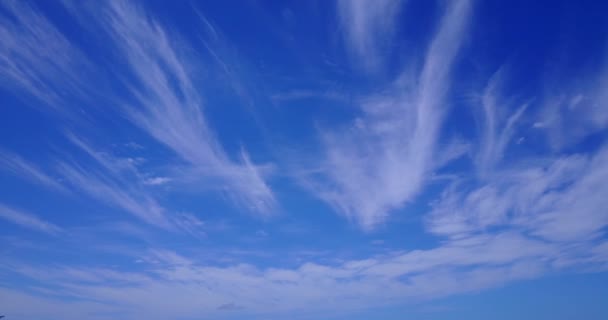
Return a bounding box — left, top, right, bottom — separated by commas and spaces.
1, 0, 608, 319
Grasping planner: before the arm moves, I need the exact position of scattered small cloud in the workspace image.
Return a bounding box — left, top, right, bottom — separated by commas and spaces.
143, 176, 171, 186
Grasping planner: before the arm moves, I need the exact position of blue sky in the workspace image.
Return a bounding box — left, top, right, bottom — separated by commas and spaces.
1, 0, 608, 319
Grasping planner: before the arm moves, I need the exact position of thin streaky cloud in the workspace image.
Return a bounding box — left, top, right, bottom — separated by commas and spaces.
477, 68, 529, 178
304, 0, 473, 229
61, 133, 206, 235
57, 135, 171, 229
427, 69, 608, 241
427, 146, 608, 242
0, 0, 92, 112
57, 160, 170, 229
65, 132, 141, 179
0, 0, 606, 319
5, 228, 605, 319
0, 151, 68, 193
0, 203, 61, 235
101, 1, 276, 214
1, 0, 275, 217
337, 0, 404, 73
538, 49, 608, 150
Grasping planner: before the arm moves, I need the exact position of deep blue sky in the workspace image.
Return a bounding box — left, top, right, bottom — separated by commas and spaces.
1, 0, 608, 319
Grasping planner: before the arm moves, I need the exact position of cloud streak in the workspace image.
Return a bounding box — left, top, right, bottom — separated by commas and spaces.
305, 0, 473, 229
0, 0, 93, 112
337, 0, 403, 73
0, 203, 61, 234
3, 228, 606, 320
0, 0, 275, 217
57, 134, 205, 233
0, 151, 68, 193
100, 1, 276, 214
428, 70, 608, 242
538, 48, 608, 149
476, 68, 529, 177
0, 1, 607, 319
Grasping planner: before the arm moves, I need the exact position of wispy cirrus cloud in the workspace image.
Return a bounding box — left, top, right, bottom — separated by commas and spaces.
99, 1, 276, 214
0, 0, 94, 112
427, 150, 608, 241
475, 68, 529, 178
58, 134, 206, 234
0, 0, 275, 217
337, 0, 404, 73
0, 203, 61, 235
0, 151, 68, 193
1, 1, 606, 319
427, 67, 608, 243
304, 0, 473, 229
537, 50, 608, 149
56, 159, 170, 229
3, 228, 606, 320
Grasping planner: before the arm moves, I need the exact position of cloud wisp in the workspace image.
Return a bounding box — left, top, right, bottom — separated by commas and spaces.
0, 0, 93, 112
475, 68, 529, 178
0, 151, 68, 194
537, 49, 608, 150
304, 0, 473, 229
337, 0, 404, 73
427, 63, 608, 243
427, 148, 608, 242
100, 1, 276, 214
57, 134, 207, 234
3, 228, 607, 320
0, 1, 607, 319
0, 0, 275, 217
0, 203, 61, 235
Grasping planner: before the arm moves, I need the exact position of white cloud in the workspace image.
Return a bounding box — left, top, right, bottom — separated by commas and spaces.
1, 2, 606, 319
0, 203, 61, 234
476, 68, 529, 177
99, 1, 276, 214
0, 151, 68, 193
527, 148, 608, 242
54, 134, 170, 228
304, 0, 473, 230
3, 229, 606, 320
538, 50, 608, 149
427, 68, 608, 242
57, 159, 171, 228
0, 0, 276, 217
0, 287, 115, 320
143, 176, 171, 186
57, 134, 208, 237
0, 0, 93, 112
337, 0, 404, 72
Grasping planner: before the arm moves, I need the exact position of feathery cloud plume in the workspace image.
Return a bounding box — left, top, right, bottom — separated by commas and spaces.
0, 0, 276, 216
337, 0, 403, 73
0, 0, 93, 111
305, 0, 473, 229
98, 1, 275, 214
